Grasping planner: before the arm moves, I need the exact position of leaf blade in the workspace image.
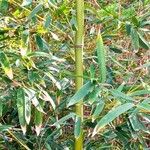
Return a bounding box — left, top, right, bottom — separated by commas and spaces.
96, 31, 107, 83
0, 51, 13, 79
93, 103, 134, 136
28, 4, 43, 20
67, 81, 94, 107
17, 88, 26, 134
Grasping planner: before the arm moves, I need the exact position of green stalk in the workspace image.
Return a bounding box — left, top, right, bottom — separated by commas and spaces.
75, 0, 84, 149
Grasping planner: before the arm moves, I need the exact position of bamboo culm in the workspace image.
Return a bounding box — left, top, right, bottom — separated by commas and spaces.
75, 0, 84, 149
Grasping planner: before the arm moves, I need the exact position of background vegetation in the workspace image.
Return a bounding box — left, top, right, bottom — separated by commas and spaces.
0, 0, 150, 149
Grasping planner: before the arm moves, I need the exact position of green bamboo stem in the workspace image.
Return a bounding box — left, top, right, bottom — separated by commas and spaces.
75, 0, 84, 149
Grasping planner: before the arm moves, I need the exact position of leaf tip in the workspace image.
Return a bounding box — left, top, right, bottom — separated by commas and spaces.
5, 68, 13, 80
35, 125, 42, 136
92, 126, 98, 137
21, 125, 26, 135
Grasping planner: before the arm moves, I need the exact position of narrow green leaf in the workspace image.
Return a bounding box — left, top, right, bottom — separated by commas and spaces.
117, 82, 126, 92
129, 115, 147, 132
39, 90, 56, 110
87, 87, 100, 104
125, 22, 131, 36
35, 110, 42, 136
74, 116, 81, 139
67, 81, 94, 107
0, 51, 13, 79
137, 102, 150, 112
138, 33, 150, 50
27, 51, 51, 58
44, 14, 51, 28
0, 124, 12, 131
28, 4, 43, 20
25, 89, 45, 113
35, 35, 43, 50
45, 72, 61, 90
141, 20, 150, 27
48, 1, 58, 9
93, 103, 134, 136
24, 90, 31, 125
28, 70, 40, 83
109, 47, 122, 53
53, 113, 75, 126
90, 64, 95, 81
92, 100, 105, 122
0, 0, 8, 13
17, 88, 26, 134
132, 16, 139, 27
34, 101, 44, 136
129, 90, 150, 96
45, 143, 52, 150
96, 31, 107, 83
111, 90, 134, 102
130, 28, 139, 51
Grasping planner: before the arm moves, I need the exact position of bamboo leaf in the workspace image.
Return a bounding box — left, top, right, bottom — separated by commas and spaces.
87, 87, 100, 104
0, 0, 8, 13
48, 1, 58, 9
67, 81, 94, 107
25, 89, 45, 113
53, 113, 75, 126
23, 90, 32, 125
27, 51, 51, 58
0, 51, 13, 79
32, 96, 45, 113
45, 72, 61, 90
0, 124, 12, 131
44, 14, 51, 28
34, 100, 44, 136
138, 33, 150, 50
28, 4, 43, 20
129, 115, 147, 132
129, 90, 150, 96
17, 88, 26, 134
137, 102, 150, 112
96, 31, 107, 83
130, 28, 139, 51
109, 47, 122, 53
117, 82, 126, 92
35, 35, 44, 50
39, 90, 56, 110
74, 116, 81, 139
45, 143, 52, 150
132, 16, 139, 27
92, 100, 105, 122
111, 90, 134, 102
90, 64, 96, 81
141, 20, 150, 27
125, 22, 131, 36
93, 103, 134, 136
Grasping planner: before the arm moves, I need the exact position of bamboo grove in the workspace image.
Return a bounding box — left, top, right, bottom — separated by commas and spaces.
0, 0, 150, 149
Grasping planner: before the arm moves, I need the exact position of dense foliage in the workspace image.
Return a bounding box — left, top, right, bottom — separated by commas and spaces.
0, 0, 150, 149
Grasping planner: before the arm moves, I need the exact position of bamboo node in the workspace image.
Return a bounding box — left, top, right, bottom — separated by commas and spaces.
74, 44, 84, 48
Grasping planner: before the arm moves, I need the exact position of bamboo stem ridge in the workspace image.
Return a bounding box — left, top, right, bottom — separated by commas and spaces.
75, 0, 84, 149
